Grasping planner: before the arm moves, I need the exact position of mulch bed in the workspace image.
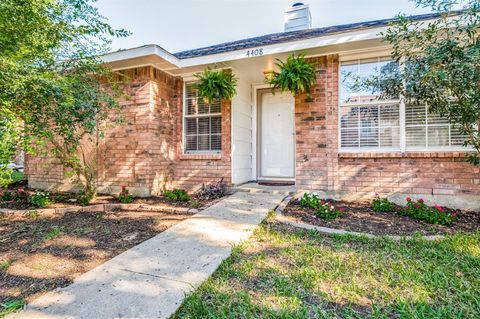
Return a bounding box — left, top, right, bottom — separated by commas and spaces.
0, 208, 194, 304
283, 199, 480, 236
0, 190, 217, 211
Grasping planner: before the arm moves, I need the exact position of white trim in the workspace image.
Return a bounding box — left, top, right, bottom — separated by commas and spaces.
251, 83, 272, 181
101, 45, 181, 66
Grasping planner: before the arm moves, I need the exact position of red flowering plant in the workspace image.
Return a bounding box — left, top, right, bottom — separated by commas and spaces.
0, 188, 27, 203
118, 186, 134, 204
299, 193, 343, 219
400, 197, 458, 225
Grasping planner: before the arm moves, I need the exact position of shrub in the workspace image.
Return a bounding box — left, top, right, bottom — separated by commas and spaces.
118, 186, 134, 204
400, 197, 457, 225
372, 193, 396, 212
78, 190, 94, 206
315, 201, 344, 220
299, 193, 321, 209
27, 191, 50, 208
164, 189, 190, 202
195, 179, 228, 200
0, 188, 27, 202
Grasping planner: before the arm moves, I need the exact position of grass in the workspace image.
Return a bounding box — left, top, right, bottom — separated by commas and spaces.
173, 223, 480, 319
0, 299, 25, 317
42, 225, 63, 241
0, 260, 12, 271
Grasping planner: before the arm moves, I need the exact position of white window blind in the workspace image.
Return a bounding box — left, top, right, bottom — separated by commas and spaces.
340, 57, 401, 150
340, 103, 400, 150
405, 104, 466, 150
340, 57, 468, 152
184, 82, 222, 153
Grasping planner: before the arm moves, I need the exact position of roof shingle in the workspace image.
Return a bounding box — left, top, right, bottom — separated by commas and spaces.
173, 12, 447, 59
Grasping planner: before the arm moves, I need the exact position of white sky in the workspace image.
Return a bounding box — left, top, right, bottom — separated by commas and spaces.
96, 0, 432, 53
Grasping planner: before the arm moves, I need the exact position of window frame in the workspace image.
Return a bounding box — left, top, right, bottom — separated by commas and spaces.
338, 56, 469, 153
182, 81, 222, 155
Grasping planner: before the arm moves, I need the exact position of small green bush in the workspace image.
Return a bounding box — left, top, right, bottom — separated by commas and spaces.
372, 193, 396, 212
400, 197, 457, 225
0, 188, 27, 202
315, 202, 343, 220
118, 186, 134, 203
299, 193, 321, 209
78, 190, 94, 206
27, 191, 50, 208
164, 189, 190, 202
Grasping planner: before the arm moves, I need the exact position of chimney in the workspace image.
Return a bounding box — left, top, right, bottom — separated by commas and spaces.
284, 2, 312, 32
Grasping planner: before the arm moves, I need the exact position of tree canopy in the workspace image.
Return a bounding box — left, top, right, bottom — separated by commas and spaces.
0, 0, 128, 195
383, 0, 480, 164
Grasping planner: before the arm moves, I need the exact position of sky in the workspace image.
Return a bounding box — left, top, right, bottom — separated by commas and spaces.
96, 0, 432, 53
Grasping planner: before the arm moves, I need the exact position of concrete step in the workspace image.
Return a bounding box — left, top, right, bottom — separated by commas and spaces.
233, 183, 296, 196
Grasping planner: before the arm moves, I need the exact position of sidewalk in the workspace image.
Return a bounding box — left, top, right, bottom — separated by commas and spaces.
7, 191, 286, 319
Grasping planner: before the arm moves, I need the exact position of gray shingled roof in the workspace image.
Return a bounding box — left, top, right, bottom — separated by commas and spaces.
173, 12, 445, 59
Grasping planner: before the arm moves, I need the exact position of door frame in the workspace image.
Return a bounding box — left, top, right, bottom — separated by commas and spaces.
252, 84, 296, 181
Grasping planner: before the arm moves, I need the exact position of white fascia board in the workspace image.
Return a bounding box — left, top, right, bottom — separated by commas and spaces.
178, 26, 388, 67
101, 44, 181, 66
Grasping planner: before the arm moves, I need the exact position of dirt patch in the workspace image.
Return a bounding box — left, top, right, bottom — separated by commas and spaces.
0, 208, 193, 304
282, 200, 480, 236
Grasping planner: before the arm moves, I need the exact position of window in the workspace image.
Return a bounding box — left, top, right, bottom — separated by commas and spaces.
184, 82, 222, 153
405, 104, 466, 150
339, 57, 468, 152
340, 58, 401, 151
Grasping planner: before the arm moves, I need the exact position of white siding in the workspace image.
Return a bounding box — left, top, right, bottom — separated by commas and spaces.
231, 71, 253, 184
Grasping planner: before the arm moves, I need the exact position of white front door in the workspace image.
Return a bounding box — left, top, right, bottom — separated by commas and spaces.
259, 92, 295, 179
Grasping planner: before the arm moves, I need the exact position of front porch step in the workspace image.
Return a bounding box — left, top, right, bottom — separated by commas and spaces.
233, 182, 296, 196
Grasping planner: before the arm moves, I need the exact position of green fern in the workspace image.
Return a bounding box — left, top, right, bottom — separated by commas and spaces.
194, 68, 238, 105
268, 54, 316, 99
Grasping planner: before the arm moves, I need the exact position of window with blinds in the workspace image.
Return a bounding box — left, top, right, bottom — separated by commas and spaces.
340, 57, 468, 152
184, 82, 222, 153
405, 104, 466, 150
340, 58, 401, 151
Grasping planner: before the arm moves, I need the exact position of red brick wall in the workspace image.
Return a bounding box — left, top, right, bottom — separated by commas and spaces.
337, 152, 480, 197
295, 54, 480, 208
26, 66, 232, 196
295, 55, 339, 191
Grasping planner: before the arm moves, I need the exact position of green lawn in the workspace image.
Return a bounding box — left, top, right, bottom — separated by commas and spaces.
173, 221, 480, 319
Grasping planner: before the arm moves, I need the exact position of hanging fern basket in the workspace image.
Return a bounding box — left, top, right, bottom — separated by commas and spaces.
194, 68, 238, 105
267, 54, 317, 102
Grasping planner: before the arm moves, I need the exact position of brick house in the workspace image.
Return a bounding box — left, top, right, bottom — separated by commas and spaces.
26, 4, 480, 210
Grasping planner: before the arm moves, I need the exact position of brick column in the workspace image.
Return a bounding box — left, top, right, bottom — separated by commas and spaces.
295, 54, 339, 192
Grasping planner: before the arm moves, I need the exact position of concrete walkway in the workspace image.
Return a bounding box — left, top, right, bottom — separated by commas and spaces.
7, 191, 286, 319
